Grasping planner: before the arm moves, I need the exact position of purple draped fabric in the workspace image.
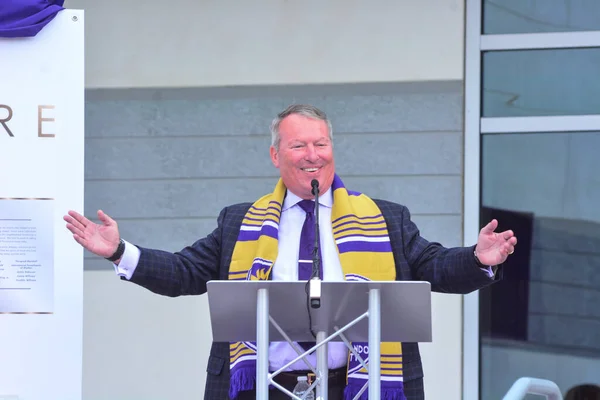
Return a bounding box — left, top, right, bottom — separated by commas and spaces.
0, 0, 65, 38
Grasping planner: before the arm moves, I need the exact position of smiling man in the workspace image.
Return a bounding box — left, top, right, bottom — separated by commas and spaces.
64, 104, 517, 400
269, 107, 335, 200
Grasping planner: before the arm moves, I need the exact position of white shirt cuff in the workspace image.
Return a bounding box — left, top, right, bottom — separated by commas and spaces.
113, 240, 140, 281
481, 265, 497, 278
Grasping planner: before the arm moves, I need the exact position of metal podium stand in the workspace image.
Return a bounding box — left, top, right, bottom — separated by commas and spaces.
207, 281, 432, 400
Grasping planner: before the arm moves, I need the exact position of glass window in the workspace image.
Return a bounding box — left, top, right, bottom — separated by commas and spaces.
479, 131, 600, 399
482, 48, 600, 117
483, 0, 600, 34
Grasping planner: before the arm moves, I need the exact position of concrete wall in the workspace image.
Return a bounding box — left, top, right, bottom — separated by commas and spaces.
66, 0, 465, 88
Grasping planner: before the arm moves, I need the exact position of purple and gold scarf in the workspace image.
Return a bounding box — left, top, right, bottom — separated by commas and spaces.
227, 174, 405, 399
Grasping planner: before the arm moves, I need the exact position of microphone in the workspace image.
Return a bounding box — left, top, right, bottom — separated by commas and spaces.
309, 179, 321, 309
311, 179, 319, 197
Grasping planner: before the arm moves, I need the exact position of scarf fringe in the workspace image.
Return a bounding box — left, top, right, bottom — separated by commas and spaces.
228, 367, 256, 400
343, 382, 407, 400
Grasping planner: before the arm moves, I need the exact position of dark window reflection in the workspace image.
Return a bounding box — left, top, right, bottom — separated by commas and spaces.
483, 0, 600, 34
479, 207, 532, 342
480, 132, 600, 398
565, 384, 600, 400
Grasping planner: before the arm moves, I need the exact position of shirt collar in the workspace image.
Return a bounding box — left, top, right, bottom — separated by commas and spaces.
282, 186, 333, 212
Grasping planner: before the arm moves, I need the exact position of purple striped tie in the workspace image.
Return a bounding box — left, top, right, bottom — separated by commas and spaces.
297, 200, 322, 353
296, 200, 322, 280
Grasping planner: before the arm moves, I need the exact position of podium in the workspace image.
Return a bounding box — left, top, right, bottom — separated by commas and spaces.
207, 281, 432, 400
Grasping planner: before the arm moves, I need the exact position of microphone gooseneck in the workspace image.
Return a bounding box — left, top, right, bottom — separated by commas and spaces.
309, 179, 321, 309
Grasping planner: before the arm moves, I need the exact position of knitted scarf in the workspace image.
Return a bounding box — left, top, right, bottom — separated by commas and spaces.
227, 174, 405, 400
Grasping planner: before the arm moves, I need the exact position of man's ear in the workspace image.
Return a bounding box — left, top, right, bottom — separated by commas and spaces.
270, 146, 279, 168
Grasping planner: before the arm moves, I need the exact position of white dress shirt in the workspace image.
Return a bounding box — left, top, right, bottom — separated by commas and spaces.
114, 187, 348, 371
267, 188, 348, 371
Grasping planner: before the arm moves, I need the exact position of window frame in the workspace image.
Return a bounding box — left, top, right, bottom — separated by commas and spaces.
463, 1, 600, 399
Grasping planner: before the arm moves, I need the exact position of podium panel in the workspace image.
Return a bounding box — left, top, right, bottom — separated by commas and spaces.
207, 280, 432, 343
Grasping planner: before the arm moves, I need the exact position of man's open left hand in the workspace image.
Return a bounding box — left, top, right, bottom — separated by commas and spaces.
475, 219, 517, 266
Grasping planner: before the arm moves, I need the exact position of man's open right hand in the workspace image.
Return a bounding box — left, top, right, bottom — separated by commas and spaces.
64, 210, 120, 259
